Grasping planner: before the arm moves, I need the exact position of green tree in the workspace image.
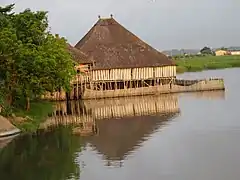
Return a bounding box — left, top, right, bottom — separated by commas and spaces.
0, 4, 19, 106
200, 46, 213, 55
0, 4, 76, 110
220, 47, 227, 50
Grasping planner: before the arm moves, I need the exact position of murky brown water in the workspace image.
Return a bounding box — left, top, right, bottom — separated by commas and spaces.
0, 68, 240, 180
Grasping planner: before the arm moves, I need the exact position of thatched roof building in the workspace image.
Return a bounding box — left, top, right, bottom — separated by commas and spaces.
67, 44, 93, 65
75, 15, 175, 70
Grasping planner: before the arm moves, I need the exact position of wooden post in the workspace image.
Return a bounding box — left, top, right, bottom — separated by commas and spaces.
76, 76, 79, 100
110, 81, 112, 90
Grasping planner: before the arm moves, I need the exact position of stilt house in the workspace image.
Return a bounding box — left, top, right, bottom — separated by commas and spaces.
74, 15, 176, 90
42, 15, 225, 100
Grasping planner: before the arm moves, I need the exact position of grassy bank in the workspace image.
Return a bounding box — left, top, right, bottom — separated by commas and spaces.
0, 100, 55, 133
12, 101, 54, 133
175, 55, 240, 73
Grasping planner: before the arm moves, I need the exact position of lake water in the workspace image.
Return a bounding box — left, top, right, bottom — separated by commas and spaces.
0, 68, 240, 180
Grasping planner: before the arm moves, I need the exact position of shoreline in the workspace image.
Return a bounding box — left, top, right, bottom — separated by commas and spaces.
81, 79, 225, 99
0, 129, 21, 138
175, 55, 240, 73
0, 101, 54, 136
177, 65, 240, 74
0, 116, 21, 138
0, 67, 229, 134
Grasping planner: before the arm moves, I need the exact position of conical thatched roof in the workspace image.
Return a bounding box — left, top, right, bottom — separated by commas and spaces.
67, 44, 93, 64
75, 16, 175, 69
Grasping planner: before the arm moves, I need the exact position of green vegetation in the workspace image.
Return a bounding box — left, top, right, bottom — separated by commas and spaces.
12, 101, 54, 132
0, 4, 76, 131
175, 55, 240, 73
200, 46, 215, 55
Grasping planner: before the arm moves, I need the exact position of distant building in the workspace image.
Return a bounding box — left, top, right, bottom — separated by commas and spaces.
230, 50, 240, 56
215, 49, 227, 56
227, 47, 240, 56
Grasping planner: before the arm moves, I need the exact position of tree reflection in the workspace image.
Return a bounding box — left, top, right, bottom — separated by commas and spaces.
0, 126, 83, 180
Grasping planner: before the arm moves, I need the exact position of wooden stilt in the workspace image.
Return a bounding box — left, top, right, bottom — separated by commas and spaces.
110, 81, 112, 90
76, 76, 79, 100
144, 81, 150, 87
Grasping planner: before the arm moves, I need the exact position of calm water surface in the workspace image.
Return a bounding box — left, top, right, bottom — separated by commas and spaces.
0, 68, 240, 180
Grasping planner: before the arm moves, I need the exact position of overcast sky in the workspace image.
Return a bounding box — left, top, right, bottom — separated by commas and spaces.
1, 0, 239, 50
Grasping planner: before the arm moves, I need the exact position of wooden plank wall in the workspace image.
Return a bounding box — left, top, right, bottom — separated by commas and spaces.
90, 66, 176, 81
155, 66, 176, 78
92, 69, 110, 81
110, 68, 131, 80
132, 68, 153, 80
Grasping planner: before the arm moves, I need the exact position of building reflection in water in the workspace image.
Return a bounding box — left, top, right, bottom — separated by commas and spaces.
40, 100, 96, 136
85, 91, 225, 167
40, 91, 225, 167
40, 94, 181, 167
0, 90, 226, 179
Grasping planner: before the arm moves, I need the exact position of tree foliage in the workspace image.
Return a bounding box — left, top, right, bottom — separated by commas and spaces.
220, 47, 228, 51
0, 4, 76, 110
200, 46, 214, 55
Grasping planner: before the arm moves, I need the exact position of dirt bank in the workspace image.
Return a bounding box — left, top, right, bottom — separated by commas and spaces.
0, 116, 21, 137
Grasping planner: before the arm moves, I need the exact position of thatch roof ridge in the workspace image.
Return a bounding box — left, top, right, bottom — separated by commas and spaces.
75, 17, 175, 69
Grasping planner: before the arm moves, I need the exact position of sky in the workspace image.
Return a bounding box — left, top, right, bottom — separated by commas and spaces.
1, 0, 240, 50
